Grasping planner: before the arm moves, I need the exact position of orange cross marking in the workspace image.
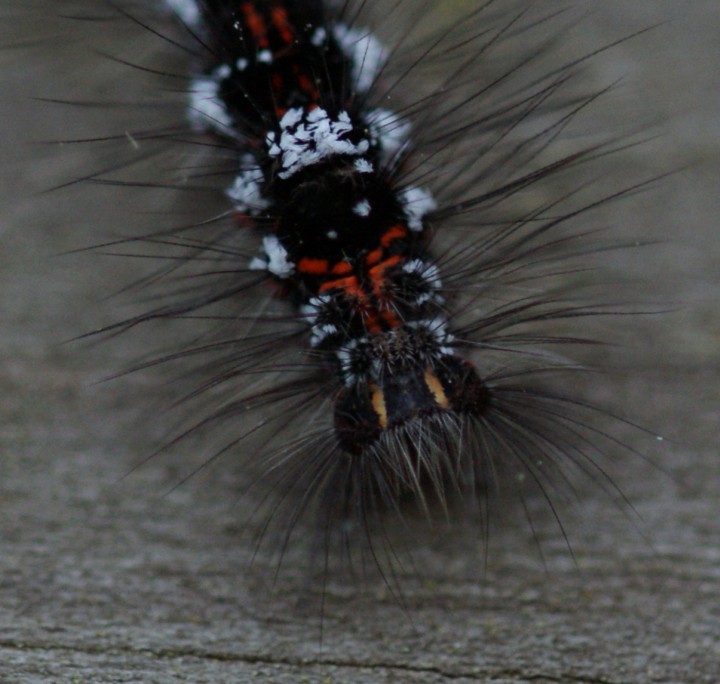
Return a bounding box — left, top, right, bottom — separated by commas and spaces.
368, 255, 402, 297
319, 275, 363, 298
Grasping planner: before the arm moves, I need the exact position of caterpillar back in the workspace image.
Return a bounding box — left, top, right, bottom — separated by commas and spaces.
61, 0, 662, 578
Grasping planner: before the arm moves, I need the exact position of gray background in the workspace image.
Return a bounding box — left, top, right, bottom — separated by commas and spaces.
1, 1, 718, 682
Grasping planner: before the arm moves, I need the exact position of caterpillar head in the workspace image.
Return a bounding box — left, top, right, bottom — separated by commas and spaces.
334, 352, 490, 456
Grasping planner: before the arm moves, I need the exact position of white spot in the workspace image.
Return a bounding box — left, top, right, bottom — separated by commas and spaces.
226, 158, 270, 215
262, 235, 294, 278
311, 323, 338, 347
366, 109, 411, 163
327, 230, 339, 239
188, 73, 232, 134
302, 296, 339, 346
403, 259, 443, 304
236, 57, 249, 71
401, 186, 437, 232
311, 27, 328, 47
307, 295, 332, 313
353, 199, 371, 217
301, 295, 330, 331
257, 50, 273, 64
216, 63, 232, 79
403, 259, 442, 290
333, 24, 388, 93
354, 158, 374, 174
166, 0, 200, 28
266, 107, 371, 179
337, 341, 361, 386
300, 305, 315, 322
406, 317, 455, 354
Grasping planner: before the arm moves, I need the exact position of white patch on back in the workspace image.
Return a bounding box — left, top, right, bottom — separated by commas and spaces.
266, 108, 371, 179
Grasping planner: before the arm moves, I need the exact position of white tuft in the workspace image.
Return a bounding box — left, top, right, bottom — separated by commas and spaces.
366, 109, 412, 164
267, 108, 370, 179
400, 186, 437, 232
262, 235, 294, 278
353, 199, 371, 217
333, 24, 388, 93
403, 259, 444, 304
301, 295, 341, 346
407, 317, 455, 354
311, 324, 338, 347
354, 158, 374, 174
337, 342, 360, 387
226, 158, 270, 216
166, 0, 200, 28
188, 73, 233, 134
311, 27, 328, 47
216, 63, 231, 79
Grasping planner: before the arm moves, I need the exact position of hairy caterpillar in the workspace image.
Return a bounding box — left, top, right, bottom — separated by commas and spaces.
42, 0, 660, 582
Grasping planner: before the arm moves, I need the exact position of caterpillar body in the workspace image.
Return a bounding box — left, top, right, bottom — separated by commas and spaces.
182, 0, 489, 455
73, 0, 654, 573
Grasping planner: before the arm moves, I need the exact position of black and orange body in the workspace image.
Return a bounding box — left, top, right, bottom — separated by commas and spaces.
189, 0, 491, 454
197, 0, 351, 127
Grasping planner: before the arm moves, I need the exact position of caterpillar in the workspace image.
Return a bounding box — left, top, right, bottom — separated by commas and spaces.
47, 0, 659, 581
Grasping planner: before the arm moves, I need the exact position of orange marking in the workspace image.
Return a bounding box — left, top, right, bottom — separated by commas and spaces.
369, 256, 403, 328
370, 383, 388, 428
331, 261, 353, 275
365, 318, 382, 334
368, 256, 402, 296
318, 275, 381, 332
381, 224, 408, 248
319, 275, 362, 298
424, 369, 450, 409
242, 3, 269, 48
382, 309, 400, 326
298, 257, 329, 275
365, 247, 383, 266
271, 7, 295, 45
316, 257, 408, 334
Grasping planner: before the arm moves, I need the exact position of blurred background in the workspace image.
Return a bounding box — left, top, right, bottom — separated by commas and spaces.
0, 1, 718, 681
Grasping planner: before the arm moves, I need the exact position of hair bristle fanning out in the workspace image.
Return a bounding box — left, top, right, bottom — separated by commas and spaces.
41, 0, 661, 586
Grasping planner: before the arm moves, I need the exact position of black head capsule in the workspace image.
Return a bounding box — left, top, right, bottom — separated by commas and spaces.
334, 355, 491, 456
